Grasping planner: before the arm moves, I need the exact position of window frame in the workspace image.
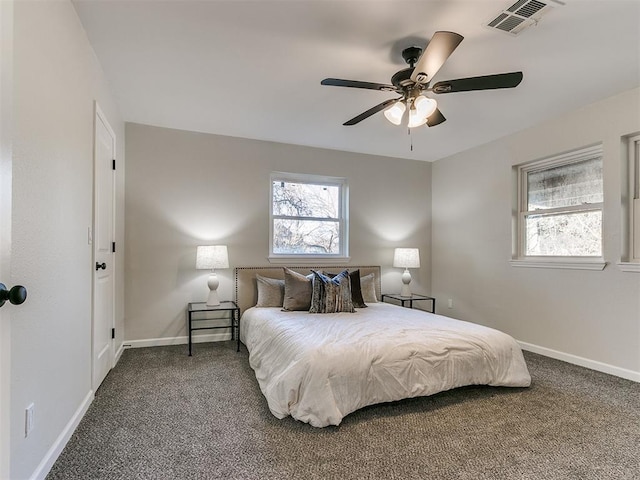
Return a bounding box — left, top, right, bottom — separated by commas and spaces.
268, 172, 349, 263
629, 135, 640, 261
511, 144, 606, 270
618, 134, 640, 272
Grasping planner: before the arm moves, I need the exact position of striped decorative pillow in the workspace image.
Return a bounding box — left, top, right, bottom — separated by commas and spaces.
309, 270, 355, 314
323, 269, 367, 308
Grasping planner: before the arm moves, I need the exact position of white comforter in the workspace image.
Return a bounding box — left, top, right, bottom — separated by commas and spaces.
240, 303, 531, 427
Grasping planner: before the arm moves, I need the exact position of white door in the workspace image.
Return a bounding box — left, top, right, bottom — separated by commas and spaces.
0, 1, 13, 476
0, 160, 10, 479
92, 104, 116, 390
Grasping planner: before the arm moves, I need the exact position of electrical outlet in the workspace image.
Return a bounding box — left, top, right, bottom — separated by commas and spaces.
25, 403, 34, 437
448, 298, 453, 309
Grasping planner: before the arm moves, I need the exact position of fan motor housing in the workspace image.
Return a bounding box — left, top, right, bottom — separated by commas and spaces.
393, 46, 430, 90
391, 68, 416, 89
401, 46, 423, 66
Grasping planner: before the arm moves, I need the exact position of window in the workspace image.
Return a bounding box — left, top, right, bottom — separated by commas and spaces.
629, 134, 640, 262
269, 172, 348, 261
513, 145, 605, 269
617, 134, 640, 272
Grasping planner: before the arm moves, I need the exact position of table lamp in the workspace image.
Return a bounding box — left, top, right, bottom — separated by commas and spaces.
393, 248, 420, 297
196, 245, 229, 306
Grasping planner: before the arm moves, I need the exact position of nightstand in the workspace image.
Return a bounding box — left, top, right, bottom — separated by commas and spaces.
187, 301, 240, 355
381, 293, 436, 313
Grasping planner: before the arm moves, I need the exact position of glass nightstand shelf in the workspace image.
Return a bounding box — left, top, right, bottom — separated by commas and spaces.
381, 293, 435, 313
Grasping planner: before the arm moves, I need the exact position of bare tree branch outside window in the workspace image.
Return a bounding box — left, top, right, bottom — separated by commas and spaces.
521, 153, 603, 257
272, 179, 343, 255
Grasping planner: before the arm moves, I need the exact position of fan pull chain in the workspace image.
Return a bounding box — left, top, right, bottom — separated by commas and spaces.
408, 127, 413, 151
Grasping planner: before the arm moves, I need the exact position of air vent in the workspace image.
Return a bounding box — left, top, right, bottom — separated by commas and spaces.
507, 0, 546, 16
484, 0, 564, 36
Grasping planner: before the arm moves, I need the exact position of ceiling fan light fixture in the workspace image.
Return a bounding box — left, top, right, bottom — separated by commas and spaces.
414, 95, 438, 118
322, 30, 523, 129
408, 106, 429, 128
406, 95, 437, 128
383, 101, 406, 125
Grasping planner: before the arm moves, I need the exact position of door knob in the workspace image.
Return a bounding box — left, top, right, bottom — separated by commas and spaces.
95, 262, 106, 271
0, 283, 27, 307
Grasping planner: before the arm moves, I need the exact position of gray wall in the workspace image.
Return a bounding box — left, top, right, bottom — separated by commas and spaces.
124, 123, 432, 342
432, 87, 640, 379
10, 2, 125, 478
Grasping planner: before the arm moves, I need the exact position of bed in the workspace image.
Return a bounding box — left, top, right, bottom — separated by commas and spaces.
235, 266, 531, 427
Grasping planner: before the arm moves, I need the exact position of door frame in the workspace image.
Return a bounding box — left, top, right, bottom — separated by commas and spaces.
0, 0, 13, 477
92, 103, 116, 391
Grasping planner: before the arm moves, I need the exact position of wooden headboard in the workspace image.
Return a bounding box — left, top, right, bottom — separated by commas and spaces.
234, 266, 381, 315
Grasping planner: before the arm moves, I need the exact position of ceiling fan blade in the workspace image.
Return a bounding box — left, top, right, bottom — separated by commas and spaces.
426, 108, 446, 127
321, 78, 396, 92
343, 98, 400, 126
410, 31, 464, 85
431, 72, 523, 94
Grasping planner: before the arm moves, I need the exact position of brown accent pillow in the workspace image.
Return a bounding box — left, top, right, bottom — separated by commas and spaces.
348, 269, 367, 308
323, 269, 367, 308
282, 267, 313, 311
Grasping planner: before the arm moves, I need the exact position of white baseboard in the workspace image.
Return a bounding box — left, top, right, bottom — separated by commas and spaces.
518, 340, 640, 383
114, 342, 125, 365
124, 332, 232, 349
30, 390, 94, 480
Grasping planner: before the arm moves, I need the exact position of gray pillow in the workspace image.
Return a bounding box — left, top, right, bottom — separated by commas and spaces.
255, 274, 284, 307
360, 273, 378, 303
282, 268, 313, 311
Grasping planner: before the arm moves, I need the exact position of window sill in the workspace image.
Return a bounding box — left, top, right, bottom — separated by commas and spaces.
617, 262, 640, 273
509, 258, 607, 271
268, 255, 351, 265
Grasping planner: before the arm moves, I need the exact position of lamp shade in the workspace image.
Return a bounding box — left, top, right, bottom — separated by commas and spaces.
414, 95, 437, 118
393, 248, 420, 269
196, 245, 229, 270
408, 96, 437, 128
383, 101, 406, 125
408, 107, 429, 128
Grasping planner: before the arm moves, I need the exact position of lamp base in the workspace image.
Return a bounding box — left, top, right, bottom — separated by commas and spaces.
400, 268, 412, 297
206, 273, 221, 306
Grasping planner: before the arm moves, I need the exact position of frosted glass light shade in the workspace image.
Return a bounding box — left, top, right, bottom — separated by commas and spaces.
407, 96, 437, 128
414, 95, 437, 118
408, 107, 428, 128
384, 101, 406, 125
393, 248, 420, 268
196, 245, 229, 270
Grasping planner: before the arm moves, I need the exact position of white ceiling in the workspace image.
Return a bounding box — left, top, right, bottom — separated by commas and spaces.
72, 0, 640, 162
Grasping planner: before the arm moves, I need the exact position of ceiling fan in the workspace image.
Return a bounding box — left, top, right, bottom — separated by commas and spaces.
321, 31, 523, 128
